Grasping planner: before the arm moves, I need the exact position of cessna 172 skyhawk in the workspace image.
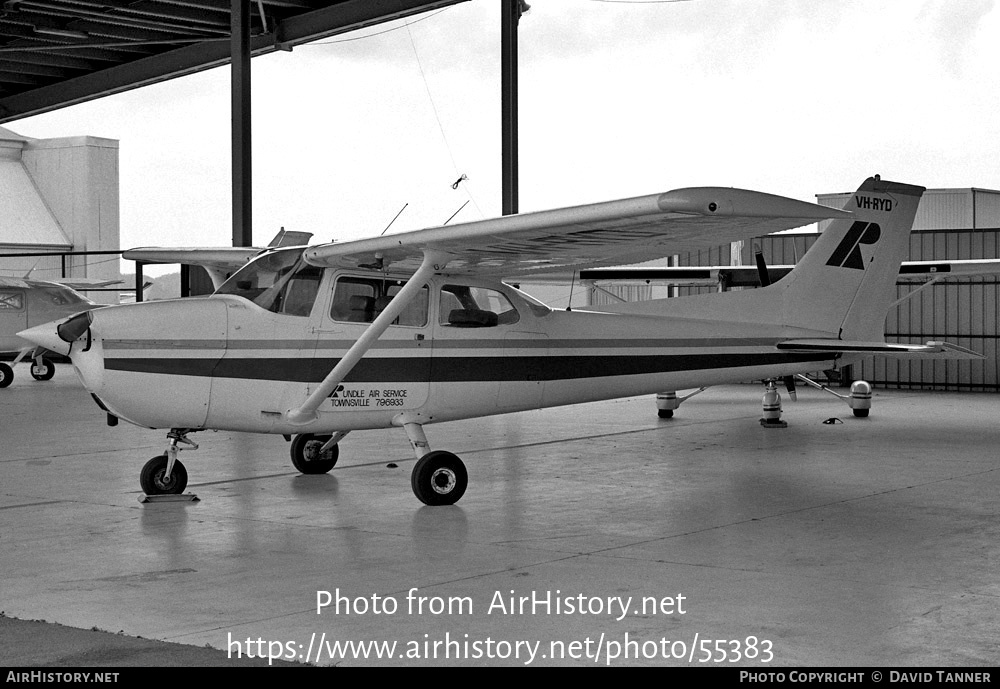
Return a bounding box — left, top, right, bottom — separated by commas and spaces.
18, 176, 982, 505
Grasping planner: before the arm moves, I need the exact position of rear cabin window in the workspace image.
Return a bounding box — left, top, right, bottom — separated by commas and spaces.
439, 285, 519, 327
330, 277, 428, 327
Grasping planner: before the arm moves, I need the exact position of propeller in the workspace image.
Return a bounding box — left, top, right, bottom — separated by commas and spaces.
754, 245, 771, 287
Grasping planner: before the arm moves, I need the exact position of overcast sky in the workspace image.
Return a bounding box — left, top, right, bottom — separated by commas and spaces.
9, 0, 1000, 258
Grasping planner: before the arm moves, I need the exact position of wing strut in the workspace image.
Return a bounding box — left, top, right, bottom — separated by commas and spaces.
285, 249, 453, 425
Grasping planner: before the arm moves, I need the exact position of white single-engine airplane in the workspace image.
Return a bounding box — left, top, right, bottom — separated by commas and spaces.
18, 176, 982, 505
0, 276, 121, 387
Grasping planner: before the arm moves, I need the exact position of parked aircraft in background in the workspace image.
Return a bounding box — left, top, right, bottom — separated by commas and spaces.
0, 277, 121, 387
18, 176, 982, 505
560, 257, 1000, 419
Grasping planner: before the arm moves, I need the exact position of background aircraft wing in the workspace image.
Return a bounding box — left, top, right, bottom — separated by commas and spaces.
122, 247, 263, 290
122, 230, 312, 289
0, 277, 31, 288
777, 339, 984, 359
0, 276, 120, 289
48, 277, 124, 289
303, 187, 852, 277
532, 259, 1000, 287
122, 246, 262, 267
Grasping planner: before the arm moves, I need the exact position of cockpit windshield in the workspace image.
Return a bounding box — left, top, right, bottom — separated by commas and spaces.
36, 285, 89, 306
216, 248, 322, 317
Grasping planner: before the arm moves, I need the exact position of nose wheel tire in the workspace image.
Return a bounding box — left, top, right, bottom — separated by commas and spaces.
30, 359, 55, 381
411, 451, 467, 506
140, 455, 188, 495
290, 434, 339, 474
0, 363, 12, 388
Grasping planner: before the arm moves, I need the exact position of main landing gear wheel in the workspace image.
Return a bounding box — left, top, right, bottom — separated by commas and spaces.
657, 409, 673, 419
140, 455, 188, 495
0, 363, 12, 388
411, 450, 467, 506
30, 358, 54, 381
290, 434, 339, 474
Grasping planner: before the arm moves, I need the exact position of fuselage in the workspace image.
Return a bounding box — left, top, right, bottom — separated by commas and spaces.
42, 249, 839, 433
0, 280, 97, 357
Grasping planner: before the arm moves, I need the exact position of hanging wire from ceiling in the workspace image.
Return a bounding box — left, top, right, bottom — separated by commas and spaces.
311, 8, 452, 45
402, 15, 484, 221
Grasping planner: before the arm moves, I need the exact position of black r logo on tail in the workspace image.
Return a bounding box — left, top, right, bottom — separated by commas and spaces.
826, 221, 881, 270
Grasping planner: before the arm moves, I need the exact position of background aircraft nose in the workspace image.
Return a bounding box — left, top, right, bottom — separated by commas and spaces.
17, 321, 72, 356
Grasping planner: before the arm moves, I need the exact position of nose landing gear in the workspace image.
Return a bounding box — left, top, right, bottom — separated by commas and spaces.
139, 429, 198, 496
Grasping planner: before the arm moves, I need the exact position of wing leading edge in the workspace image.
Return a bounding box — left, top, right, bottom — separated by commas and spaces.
303, 187, 853, 277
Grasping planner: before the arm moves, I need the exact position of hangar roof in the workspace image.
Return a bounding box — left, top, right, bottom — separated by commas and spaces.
0, 0, 466, 124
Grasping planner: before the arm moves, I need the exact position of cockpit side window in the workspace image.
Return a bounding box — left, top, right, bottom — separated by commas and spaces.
439, 285, 519, 327
0, 290, 24, 310
330, 276, 428, 327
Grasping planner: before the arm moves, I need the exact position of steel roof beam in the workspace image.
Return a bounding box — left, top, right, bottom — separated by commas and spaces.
12, 0, 229, 35
54, 0, 237, 28
1, 1, 466, 123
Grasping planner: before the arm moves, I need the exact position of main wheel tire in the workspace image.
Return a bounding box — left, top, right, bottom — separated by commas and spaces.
0, 362, 12, 388
411, 450, 467, 506
853, 408, 870, 418
290, 434, 339, 474
30, 359, 55, 381
657, 409, 673, 418
140, 455, 188, 495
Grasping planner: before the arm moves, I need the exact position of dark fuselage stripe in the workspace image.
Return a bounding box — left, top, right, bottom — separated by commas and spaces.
104, 353, 834, 383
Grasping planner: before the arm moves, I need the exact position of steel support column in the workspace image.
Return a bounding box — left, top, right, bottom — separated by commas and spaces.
231, 0, 252, 247
501, 0, 525, 216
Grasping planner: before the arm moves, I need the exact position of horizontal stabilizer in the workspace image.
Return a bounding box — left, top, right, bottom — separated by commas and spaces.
776, 339, 983, 360
540, 258, 1000, 287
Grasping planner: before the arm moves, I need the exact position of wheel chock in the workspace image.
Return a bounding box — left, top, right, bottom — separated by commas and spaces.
138, 493, 200, 503
759, 418, 788, 428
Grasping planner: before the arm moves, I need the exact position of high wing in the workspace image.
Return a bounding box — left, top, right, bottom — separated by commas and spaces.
557, 258, 1000, 287
303, 188, 852, 277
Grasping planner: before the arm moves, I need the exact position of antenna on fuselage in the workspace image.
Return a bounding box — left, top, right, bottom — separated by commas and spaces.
566, 271, 577, 311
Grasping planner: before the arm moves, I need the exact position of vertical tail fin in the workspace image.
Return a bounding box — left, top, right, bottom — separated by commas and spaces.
779, 176, 924, 339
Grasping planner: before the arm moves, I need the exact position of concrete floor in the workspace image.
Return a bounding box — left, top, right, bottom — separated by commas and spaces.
1, 364, 998, 667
